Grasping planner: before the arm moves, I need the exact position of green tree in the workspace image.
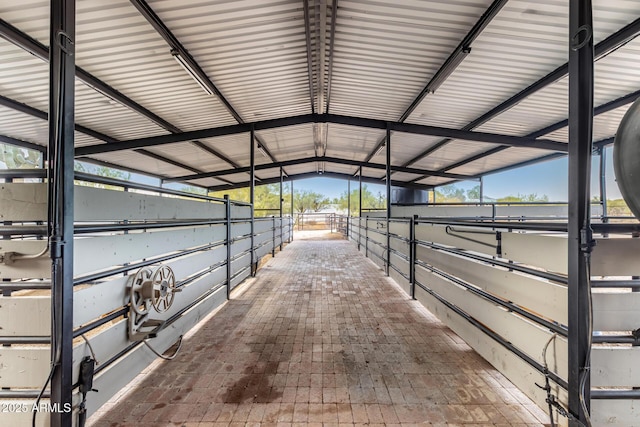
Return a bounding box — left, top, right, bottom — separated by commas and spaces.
435, 184, 466, 202
74, 162, 131, 190
293, 189, 329, 213
0, 143, 41, 169
336, 184, 386, 216
210, 183, 292, 217
496, 193, 549, 203
466, 185, 481, 202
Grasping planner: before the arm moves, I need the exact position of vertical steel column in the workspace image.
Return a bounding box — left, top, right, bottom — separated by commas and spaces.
250, 129, 256, 276
410, 215, 417, 300
49, 1, 75, 425
290, 180, 294, 241
568, 0, 594, 424
347, 178, 351, 238
358, 166, 362, 250
279, 167, 283, 250
599, 147, 608, 224
479, 177, 484, 203
385, 128, 391, 276
225, 195, 231, 299
272, 216, 276, 257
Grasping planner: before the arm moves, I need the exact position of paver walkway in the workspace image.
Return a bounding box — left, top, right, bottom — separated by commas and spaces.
89, 235, 547, 426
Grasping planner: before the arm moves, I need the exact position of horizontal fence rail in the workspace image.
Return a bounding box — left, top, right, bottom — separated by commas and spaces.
349, 205, 640, 426
0, 173, 293, 425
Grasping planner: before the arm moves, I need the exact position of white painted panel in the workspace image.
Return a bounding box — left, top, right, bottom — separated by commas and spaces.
392, 205, 492, 218
73, 225, 225, 276
389, 267, 410, 295
415, 223, 498, 256
231, 253, 250, 276
231, 268, 251, 290
230, 222, 251, 238
255, 231, 272, 246
254, 220, 273, 233
0, 240, 50, 279
85, 287, 227, 418
592, 238, 640, 277
415, 265, 568, 379
495, 205, 568, 218
0, 183, 47, 222
592, 347, 640, 387
390, 237, 409, 257
390, 253, 409, 277
231, 237, 251, 258
74, 276, 127, 328
0, 296, 50, 336
593, 292, 640, 331
416, 245, 567, 324
389, 221, 410, 238
367, 229, 387, 246
231, 205, 251, 219
592, 400, 640, 426
415, 286, 568, 424
256, 244, 271, 259
0, 347, 50, 388
501, 232, 568, 274
75, 186, 226, 221
75, 246, 227, 327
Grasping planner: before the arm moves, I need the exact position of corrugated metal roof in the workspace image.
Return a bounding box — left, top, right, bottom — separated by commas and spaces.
0, 0, 638, 193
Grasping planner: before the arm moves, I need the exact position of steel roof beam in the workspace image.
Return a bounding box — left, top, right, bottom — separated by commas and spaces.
363, 0, 509, 163
0, 134, 46, 153
402, 16, 640, 168
129, 0, 278, 166
164, 155, 472, 183
207, 171, 434, 193
408, 86, 640, 182
75, 113, 567, 156
0, 18, 241, 171
0, 93, 218, 179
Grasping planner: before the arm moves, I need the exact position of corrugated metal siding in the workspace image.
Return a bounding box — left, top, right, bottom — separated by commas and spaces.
328, 0, 495, 120
411, 140, 501, 171
148, 0, 311, 122
90, 150, 196, 177
447, 147, 557, 176
256, 124, 315, 161
325, 124, 385, 161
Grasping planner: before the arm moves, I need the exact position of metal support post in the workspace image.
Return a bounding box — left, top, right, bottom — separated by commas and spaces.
347, 178, 351, 238
225, 195, 231, 299
568, 0, 594, 424
410, 215, 417, 300
279, 167, 283, 250
290, 180, 294, 240
272, 216, 276, 257
49, 0, 75, 425
386, 127, 391, 276
599, 147, 608, 225
479, 176, 484, 203
358, 166, 362, 218
250, 129, 256, 276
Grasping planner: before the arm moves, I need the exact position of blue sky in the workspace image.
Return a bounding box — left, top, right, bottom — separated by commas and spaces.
291, 146, 622, 202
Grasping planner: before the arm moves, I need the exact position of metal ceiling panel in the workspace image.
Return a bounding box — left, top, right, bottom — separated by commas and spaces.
447, 147, 557, 176
416, 176, 457, 186
405, 0, 640, 132
324, 124, 385, 161
74, 0, 238, 132
543, 105, 631, 145
412, 140, 501, 171
329, 0, 495, 121
324, 162, 359, 176
0, 105, 48, 146
256, 124, 315, 161
147, 0, 311, 122
140, 141, 231, 172
185, 177, 231, 189
196, 133, 258, 167
90, 150, 194, 177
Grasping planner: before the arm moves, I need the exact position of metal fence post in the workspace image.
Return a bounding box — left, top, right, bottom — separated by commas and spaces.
225, 195, 231, 299
410, 215, 417, 300
272, 215, 276, 257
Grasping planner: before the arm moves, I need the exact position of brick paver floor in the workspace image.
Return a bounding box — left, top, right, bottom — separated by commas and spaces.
88, 236, 547, 426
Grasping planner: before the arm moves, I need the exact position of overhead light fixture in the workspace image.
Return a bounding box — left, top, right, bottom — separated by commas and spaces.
428, 46, 471, 93
257, 144, 268, 158
170, 49, 214, 95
